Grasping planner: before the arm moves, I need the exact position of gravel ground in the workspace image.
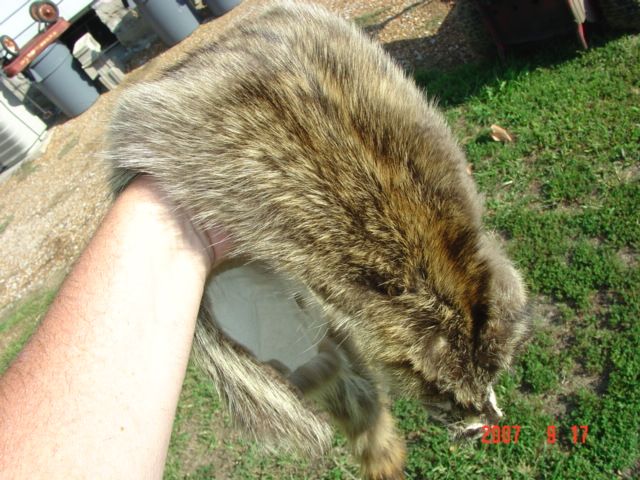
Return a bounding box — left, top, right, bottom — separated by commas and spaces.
0, 0, 485, 314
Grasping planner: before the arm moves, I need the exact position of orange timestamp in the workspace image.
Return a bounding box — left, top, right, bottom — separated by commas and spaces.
546, 425, 589, 444
480, 425, 589, 444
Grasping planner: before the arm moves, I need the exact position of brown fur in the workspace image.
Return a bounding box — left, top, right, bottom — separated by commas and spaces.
106, 2, 530, 478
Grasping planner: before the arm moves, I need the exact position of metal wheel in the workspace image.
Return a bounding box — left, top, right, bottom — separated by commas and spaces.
29, 1, 60, 24
598, 0, 640, 29
0, 35, 20, 58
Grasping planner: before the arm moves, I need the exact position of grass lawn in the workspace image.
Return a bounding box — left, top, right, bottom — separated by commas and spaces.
0, 289, 56, 373
1, 30, 637, 480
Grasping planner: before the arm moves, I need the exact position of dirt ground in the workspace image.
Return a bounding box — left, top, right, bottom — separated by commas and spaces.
0, 0, 487, 314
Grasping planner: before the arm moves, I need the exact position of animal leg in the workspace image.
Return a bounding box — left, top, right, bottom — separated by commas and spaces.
290, 334, 406, 480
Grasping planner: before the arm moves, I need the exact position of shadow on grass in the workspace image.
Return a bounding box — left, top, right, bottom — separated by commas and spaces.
350, 0, 638, 107
409, 26, 633, 107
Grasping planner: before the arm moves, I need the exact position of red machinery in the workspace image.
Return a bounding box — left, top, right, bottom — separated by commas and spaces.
1, 2, 100, 118
474, 0, 640, 58
2, 19, 71, 78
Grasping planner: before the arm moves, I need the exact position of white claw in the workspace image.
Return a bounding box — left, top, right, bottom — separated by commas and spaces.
488, 386, 504, 418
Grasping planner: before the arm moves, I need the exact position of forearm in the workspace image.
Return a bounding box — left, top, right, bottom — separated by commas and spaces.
0, 177, 211, 478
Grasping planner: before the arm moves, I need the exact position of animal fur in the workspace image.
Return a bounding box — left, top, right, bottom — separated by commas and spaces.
106, 2, 530, 478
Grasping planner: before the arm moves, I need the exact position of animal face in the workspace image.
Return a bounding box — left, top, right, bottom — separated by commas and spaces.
357, 235, 530, 435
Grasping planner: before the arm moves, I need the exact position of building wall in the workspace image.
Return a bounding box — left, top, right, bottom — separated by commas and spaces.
0, 79, 47, 171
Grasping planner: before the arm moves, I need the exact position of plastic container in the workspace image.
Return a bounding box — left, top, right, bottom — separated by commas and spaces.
133, 0, 199, 46
204, 0, 242, 17
27, 42, 99, 118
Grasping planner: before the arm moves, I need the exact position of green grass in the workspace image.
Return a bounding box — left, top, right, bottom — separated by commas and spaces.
164, 362, 343, 479
0, 289, 56, 373
0, 30, 637, 480
0, 214, 13, 236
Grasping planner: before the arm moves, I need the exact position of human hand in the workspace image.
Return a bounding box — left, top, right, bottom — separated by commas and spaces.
123, 175, 232, 275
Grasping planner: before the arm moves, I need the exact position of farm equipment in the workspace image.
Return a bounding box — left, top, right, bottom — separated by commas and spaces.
471, 0, 640, 57
1, 1, 99, 117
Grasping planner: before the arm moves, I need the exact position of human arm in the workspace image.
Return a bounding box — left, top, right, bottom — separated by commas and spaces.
0, 176, 228, 478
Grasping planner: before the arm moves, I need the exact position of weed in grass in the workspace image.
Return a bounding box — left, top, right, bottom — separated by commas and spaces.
353, 7, 390, 29
0, 214, 13, 235
517, 333, 563, 394
14, 160, 38, 182
57, 135, 79, 160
